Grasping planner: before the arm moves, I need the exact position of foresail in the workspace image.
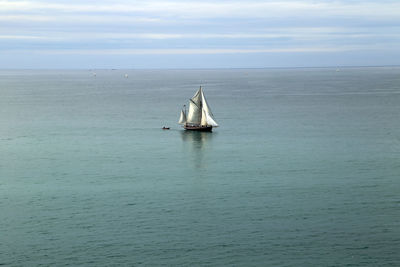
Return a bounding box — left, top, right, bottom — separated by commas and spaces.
201, 109, 207, 126
178, 110, 187, 124
201, 89, 218, 126
186, 99, 201, 124
200, 89, 213, 117
205, 111, 219, 127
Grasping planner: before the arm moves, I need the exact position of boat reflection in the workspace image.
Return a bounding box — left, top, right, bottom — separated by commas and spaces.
180, 131, 214, 169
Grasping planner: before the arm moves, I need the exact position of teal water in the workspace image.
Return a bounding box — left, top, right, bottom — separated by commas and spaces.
0, 68, 399, 266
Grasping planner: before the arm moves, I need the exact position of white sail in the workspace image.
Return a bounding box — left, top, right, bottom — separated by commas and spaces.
191, 87, 202, 107
179, 86, 219, 128
205, 111, 219, 127
178, 109, 187, 124
200, 89, 218, 126
200, 89, 213, 117
201, 109, 207, 126
186, 99, 201, 124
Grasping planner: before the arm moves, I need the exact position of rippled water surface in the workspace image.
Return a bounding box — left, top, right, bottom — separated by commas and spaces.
0, 68, 399, 266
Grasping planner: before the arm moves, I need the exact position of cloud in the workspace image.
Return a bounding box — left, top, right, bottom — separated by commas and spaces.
0, 14, 160, 23
0, 35, 43, 39
1, 0, 400, 19
2, 27, 400, 43
1, 0, 400, 67
4, 45, 393, 55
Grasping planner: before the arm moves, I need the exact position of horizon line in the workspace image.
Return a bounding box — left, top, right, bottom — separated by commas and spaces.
1, 65, 400, 71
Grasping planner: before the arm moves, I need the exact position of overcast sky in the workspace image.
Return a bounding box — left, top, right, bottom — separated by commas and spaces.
1, 0, 400, 68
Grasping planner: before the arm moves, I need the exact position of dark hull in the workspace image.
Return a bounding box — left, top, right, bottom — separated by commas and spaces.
184, 125, 213, 132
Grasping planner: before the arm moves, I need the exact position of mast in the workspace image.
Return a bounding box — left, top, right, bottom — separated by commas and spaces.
184, 104, 187, 126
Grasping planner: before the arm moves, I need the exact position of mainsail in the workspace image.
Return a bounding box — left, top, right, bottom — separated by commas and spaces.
191, 88, 202, 107
186, 99, 201, 124
179, 86, 218, 127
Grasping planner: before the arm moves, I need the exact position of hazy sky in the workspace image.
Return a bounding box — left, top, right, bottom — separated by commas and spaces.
1, 0, 400, 68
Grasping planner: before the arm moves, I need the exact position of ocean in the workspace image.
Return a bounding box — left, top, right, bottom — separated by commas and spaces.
0, 68, 399, 266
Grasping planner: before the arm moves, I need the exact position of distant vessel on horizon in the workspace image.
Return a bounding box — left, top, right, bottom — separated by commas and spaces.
178, 86, 218, 132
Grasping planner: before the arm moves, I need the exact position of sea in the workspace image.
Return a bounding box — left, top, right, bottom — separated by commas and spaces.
0, 67, 399, 266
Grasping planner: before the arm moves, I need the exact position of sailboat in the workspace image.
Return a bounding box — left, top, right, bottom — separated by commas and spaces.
178, 86, 218, 132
